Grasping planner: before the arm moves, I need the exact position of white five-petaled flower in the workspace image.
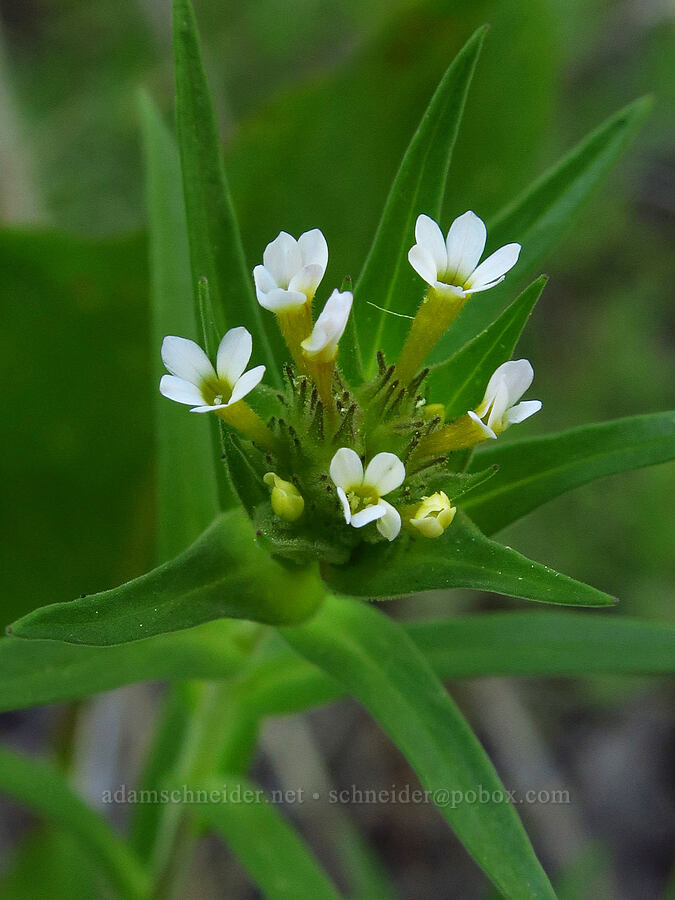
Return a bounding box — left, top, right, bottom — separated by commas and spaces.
329, 448, 405, 541
301, 289, 353, 362
469, 359, 542, 438
159, 327, 265, 413
408, 211, 521, 298
254, 229, 328, 312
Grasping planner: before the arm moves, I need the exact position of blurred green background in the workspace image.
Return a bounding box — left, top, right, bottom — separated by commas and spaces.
0, 0, 673, 897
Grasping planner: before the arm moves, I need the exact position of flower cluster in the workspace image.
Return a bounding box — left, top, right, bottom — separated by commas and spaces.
160, 212, 540, 557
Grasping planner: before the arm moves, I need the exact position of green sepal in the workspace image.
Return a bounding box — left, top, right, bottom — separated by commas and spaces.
221, 430, 269, 519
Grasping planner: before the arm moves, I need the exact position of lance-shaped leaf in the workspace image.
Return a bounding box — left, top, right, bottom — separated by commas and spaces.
172, 0, 280, 382
243, 610, 675, 718
323, 511, 614, 607
464, 412, 675, 534
281, 595, 556, 900
345, 26, 486, 383
186, 776, 343, 900
0, 746, 149, 899
427, 276, 546, 419
409, 611, 675, 679
432, 96, 651, 361
140, 91, 226, 553
3, 610, 675, 715
0, 620, 245, 712
8, 510, 324, 646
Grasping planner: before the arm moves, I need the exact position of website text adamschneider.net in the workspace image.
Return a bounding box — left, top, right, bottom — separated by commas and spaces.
103, 784, 571, 809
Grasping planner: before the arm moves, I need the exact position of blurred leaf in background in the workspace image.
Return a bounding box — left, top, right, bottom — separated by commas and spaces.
0, 231, 152, 624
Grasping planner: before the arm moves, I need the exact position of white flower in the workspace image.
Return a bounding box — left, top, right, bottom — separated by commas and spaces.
301, 289, 353, 362
409, 492, 456, 538
254, 229, 328, 312
408, 211, 521, 298
159, 327, 265, 413
470, 359, 542, 437
329, 448, 405, 541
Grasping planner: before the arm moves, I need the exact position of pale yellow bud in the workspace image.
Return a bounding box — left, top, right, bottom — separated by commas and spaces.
409, 491, 456, 538
263, 473, 305, 522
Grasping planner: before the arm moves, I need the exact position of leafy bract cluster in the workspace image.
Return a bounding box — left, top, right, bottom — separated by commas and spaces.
160, 212, 540, 563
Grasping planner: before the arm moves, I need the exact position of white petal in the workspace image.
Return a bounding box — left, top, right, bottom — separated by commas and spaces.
461, 276, 505, 294
228, 365, 265, 406
262, 231, 303, 286
465, 242, 520, 290
444, 211, 487, 284
161, 336, 215, 386
376, 500, 401, 541
301, 324, 330, 357
408, 244, 438, 285
216, 326, 252, 385
256, 287, 308, 312
302, 289, 352, 359
486, 359, 534, 409
506, 399, 542, 425
336, 486, 352, 524
486, 379, 512, 431
288, 263, 324, 296
468, 410, 497, 441
329, 447, 363, 491
159, 374, 206, 407
351, 503, 386, 528
414, 214, 448, 274
298, 228, 328, 271
363, 452, 405, 496
432, 280, 466, 298
410, 516, 444, 538
190, 403, 228, 413
253, 264, 277, 294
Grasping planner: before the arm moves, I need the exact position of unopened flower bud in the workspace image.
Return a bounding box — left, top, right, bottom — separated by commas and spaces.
409, 491, 456, 538
264, 473, 305, 522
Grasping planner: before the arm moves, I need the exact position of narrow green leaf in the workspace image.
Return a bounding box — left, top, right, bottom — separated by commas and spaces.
0, 830, 97, 900
433, 96, 652, 360
323, 511, 614, 607
427, 276, 546, 419
408, 611, 675, 679
281, 595, 556, 900
188, 776, 343, 899
464, 411, 675, 534
346, 26, 487, 382
139, 91, 224, 557
172, 0, 279, 382
2, 610, 674, 714
243, 610, 675, 719
8, 510, 324, 645
0, 620, 245, 712
0, 745, 149, 899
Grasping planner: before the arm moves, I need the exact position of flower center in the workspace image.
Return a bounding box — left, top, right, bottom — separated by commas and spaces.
347, 484, 380, 513
201, 378, 232, 407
